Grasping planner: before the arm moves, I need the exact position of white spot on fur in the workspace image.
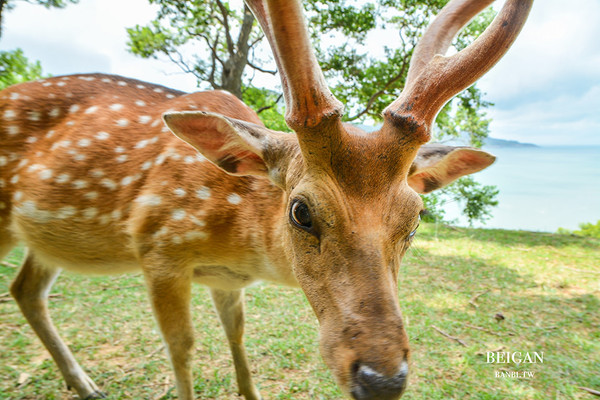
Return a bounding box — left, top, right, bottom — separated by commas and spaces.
9, 92, 20, 100
27, 164, 44, 172
183, 156, 195, 164
116, 154, 128, 163
26, 136, 38, 143
135, 100, 146, 107
141, 160, 153, 170
66, 121, 75, 126
171, 209, 187, 220
102, 78, 111, 83
166, 94, 175, 99
155, 154, 167, 165
190, 215, 206, 227
39, 169, 53, 180
49, 108, 61, 118
57, 81, 67, 87
14, 191, 23, 201
121, 176, 134, 186
118, 81, 127, 86
56, 206, 77, 219
85, 106, 99, 114
4, 109, 16, 119
136, 194, 162, 206
100, 178, 117, 190
196, 153, 207, 162
74, 153, 87, 161
138, 115, 152, 124
17, 159, 29, 169
99, 214, 111, 225
90, 169, 104, 178
116, 119, 129, 127
0, 156, 7, 166
79, 76, 95, 82
173, 188, 186, 197
137, 84, 146, 89
82, 207, 98, 219
184, 231, 208, 241
69, 104, 80, 113
115, 146, 125, 153
153, 88, 164, 93
109, 104, 124, 111
84, 192, 98, 200
135, 139, 150, 149
46, 130, 56, 138
78, 138, 91, 147
27, 111, 41, 121
95, 131, 110, 140
7, 126, 19, 135
227, 193, 242, 205
196, 186, 211, 200
72, 180, 89, 189
55, 173, 71, 184
111, 209, 122, 220
171, 235, 183, 245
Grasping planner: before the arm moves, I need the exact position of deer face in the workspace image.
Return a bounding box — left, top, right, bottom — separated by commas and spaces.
164, 112, 496, 399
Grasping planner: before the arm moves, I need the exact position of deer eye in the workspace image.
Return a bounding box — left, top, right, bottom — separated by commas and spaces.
290, 199, 313, 230
407, 215, 421, 241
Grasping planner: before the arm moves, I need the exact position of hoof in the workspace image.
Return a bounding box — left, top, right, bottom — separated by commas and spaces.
84, 391, 107, 399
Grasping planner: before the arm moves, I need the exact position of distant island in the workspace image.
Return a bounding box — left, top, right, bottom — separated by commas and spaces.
352, 124, 540, 148
483, 137, 539, 148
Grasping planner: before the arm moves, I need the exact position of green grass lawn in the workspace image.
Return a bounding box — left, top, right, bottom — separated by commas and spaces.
1, 223, 598, 399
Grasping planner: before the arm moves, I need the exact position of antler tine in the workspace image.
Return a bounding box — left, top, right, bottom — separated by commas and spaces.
245, 0, 343, 135
384, 0, 533, 144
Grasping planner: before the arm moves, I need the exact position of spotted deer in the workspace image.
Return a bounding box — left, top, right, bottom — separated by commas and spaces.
0, 0, 532, 399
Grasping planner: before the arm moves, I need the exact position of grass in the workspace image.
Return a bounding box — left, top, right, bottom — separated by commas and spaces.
0, 223, 598, 399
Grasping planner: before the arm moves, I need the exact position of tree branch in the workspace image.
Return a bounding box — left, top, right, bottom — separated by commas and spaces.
247, 60, 277, 75
257, 93, 283, 114
346, 60, 408, 121
215, 0, 235, 58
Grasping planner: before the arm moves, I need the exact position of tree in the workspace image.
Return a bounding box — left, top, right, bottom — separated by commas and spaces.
127, 0, 499, 223
0, 0, 78, 38
0, 48, 46, 90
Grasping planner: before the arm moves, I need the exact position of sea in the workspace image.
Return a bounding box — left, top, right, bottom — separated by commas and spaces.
442, 145, 600, 233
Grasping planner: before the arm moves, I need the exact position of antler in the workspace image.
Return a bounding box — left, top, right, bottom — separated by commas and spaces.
244, 0, 343, 136
383, 0, 533, 143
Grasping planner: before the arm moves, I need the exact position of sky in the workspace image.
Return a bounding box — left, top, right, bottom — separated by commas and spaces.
1, 0, 599, 146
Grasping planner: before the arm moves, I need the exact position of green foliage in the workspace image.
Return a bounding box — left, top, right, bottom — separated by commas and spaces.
558, 220, 600, 239
421, 177, 499, 226
0, 48, 46, 90
242, 86, 288, 132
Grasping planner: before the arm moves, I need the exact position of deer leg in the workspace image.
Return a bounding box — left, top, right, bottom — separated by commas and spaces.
144, 267, 195, 400
10, 253, 105, 399
210, 288, 261, 400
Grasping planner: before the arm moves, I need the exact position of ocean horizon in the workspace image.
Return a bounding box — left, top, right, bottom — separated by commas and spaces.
442, 144, 600, 233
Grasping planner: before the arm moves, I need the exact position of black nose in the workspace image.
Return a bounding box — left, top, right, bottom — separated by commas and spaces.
350, 362, 408, 400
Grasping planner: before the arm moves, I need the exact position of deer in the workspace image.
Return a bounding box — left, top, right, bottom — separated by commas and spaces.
0, 0, 532, 399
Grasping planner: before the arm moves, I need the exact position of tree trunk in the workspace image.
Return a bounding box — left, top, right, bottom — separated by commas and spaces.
219, 5, 255, 99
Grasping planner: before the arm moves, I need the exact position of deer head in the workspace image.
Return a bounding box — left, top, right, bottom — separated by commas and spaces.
164, 0, 532, 398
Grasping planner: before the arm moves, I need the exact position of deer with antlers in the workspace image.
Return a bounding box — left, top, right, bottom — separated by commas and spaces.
0, 0, 532, 399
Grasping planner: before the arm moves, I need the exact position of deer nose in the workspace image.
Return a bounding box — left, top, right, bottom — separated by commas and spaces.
350, 361, 408, 400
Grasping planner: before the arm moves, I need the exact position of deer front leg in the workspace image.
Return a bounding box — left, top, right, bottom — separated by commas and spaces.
144, 265, 195, 400
10, 253, 105, 399
211, 288, 261, 400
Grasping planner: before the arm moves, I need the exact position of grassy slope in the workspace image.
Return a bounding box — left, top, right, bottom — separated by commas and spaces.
0, 223, 598, 399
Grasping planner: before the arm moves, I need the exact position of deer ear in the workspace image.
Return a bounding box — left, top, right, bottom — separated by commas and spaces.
407, 144, 496, 194
163, 111, 290, 179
